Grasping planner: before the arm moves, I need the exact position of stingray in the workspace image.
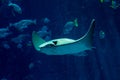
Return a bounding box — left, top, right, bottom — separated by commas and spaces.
32, 19, 95, 56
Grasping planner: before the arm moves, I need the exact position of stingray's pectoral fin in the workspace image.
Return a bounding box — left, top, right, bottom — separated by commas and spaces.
79, 19, 95, 49
86, 19, 95, 48
32, 31, 46, 51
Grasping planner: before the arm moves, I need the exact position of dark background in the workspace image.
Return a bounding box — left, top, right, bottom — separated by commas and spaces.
0, 0, 120, 80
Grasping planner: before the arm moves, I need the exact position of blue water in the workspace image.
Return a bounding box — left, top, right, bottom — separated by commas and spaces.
0, 0, 120, 80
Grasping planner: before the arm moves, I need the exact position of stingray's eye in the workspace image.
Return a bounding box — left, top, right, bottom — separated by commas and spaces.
53, 41, 57, 45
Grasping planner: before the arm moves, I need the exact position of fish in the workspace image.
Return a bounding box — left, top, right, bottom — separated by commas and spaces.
63, 18, 78, 34
32, 19, 95, 56
43, 17, 50, 24
0, 27, 12, 38
0, 27, 9, 33
99, 30, 105, 39
74, 18, 78, 27
8, 1, 22, 15
37, 25, 51, 40
99, 0, 110, 3
100, 0, 104, 3
11, 34, 29, 43
9, 19, 36, 31
0, 32, 12, 38
99, 0, 120, 9
37, 30, 51, 38
110, 0, 120, 9
41, 26, 48, 31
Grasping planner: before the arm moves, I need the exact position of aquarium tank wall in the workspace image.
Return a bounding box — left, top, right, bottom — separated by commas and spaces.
0, 0, 120, 80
